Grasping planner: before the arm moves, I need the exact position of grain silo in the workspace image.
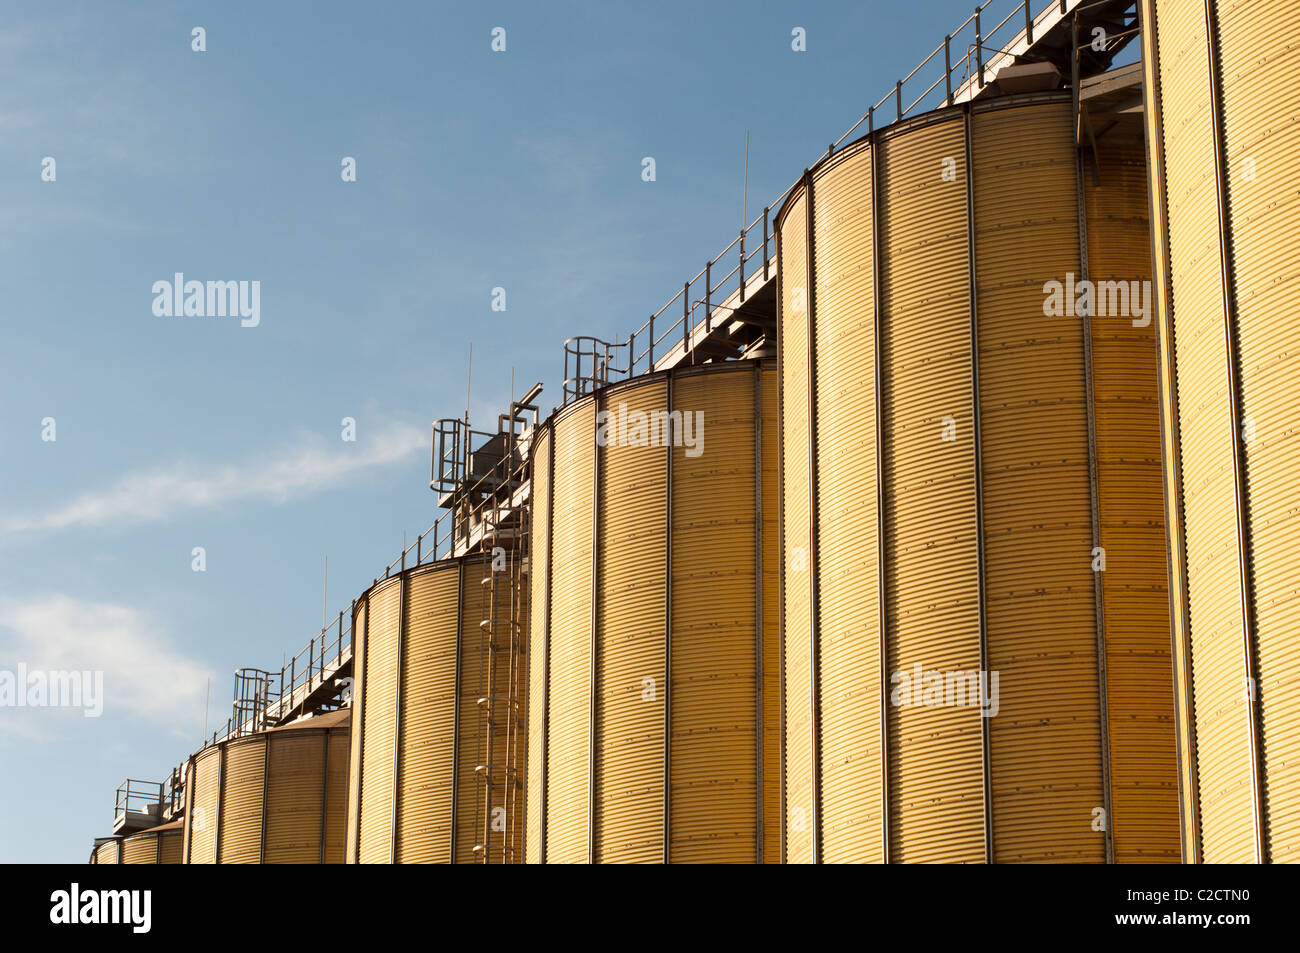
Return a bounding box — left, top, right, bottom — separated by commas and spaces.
89, 838, 120, 864
181, 708, 350, 864
119, 820, 184, 864
778, 89, 1178, 863
525, 360, 780, 863
346, 554, 525, 863
1142, 0, 1300, 864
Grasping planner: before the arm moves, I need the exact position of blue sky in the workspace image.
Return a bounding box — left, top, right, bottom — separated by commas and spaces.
1, 0, 996, 862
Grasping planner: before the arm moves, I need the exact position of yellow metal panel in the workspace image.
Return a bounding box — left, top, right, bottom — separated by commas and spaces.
974, 101, 1103, 863
879, 115, 983, 863
218, 737, 266, 864
595, 379, 667, 864
760, 364, 781, 863
395, 563, 461, 863
263, 732, 325, 864
187, 747, 219, 864
545, 404, 596, 863
1154, 0, 1255, 864
454, 562, 481, 863
324, 729, 349, 864
1218, 0, 1300, 863
1084, 138, 1179, 862
121, 835, 155, 864
779, 187, 815, 864
526, 427, 551, 863
345, 597, 367, 863
812, 139, 885, 863
94, 840, 120, 864
158, 831, 183, 865
356, 578, 401, 863
670, 366, 758, 863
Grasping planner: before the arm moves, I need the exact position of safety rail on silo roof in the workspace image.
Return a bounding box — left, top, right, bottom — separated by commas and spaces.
560, 0, 1091, 406
186, 385, 543, 761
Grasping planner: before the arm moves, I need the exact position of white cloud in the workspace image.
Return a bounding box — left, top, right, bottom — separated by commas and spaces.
0, 594, 211, 725
7, 421, 428, 533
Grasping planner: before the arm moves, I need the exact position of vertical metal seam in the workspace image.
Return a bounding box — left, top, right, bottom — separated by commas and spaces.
214, 742, 225, 865
1203, 0, 1266, 863
753, 360, 764, 864
541, 425, 555, 863
259, 734, 270, 864
664, 374, 674, 864
775, 221, 788, 866
804, 168, 823, 864
1073, 72, 1115, 864
451, 561, 465, 863
588, 394, 601, 865
870, 125, 890, 866
349, 594, 370, 864
389, 571, 407, 863
964, 106, 994, 865
1138, 0, 1200, 862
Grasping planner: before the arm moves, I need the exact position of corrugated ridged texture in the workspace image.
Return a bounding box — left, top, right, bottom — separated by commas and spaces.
355, 578, 400, 863
881, 115, 984, 863
218, 738, 266, 864
671, 367, 758, 863
546, 403, 596, 863
1083, 137, 1178, 862
973, 102, 1103, 863
325, 730, 348, 863
779, 191, 815, 865
529, 365, 775, 862
760, 365, 781, 863
93, 840, 120, 864
1218, 0, 1300, 864
345, 597, 367, 862
182, 716, 347, 864
1148, 0, 1300, 863
779, 94, 1178, 863
263, 733, 324, 863
395, 564, 461, 862
186, 747, 219, 864
526, 428, 551, 863
811, 141, 885, 863
1152, 0, 1253, 864
595, 381, 667, 863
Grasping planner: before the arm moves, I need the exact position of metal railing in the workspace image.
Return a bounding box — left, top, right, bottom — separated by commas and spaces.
190, 389, 542, 759
561, 0, 1078, 405
114, 779, 164, 823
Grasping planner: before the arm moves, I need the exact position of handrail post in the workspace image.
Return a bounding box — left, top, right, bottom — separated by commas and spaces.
649, 314, 655, 367
705, 260, 712, 332
975, 7, 984, 88
309, 637, 315, 686
739, 229, 746, 302
896, 80, 903, 122
683, 282, 689, 352
763, 208, 770, 281
944, 35, 953, 105
1024, 0, 1033, 44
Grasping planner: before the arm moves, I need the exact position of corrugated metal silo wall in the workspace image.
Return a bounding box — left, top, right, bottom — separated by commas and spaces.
527, 362, 778, 862
777, 92, 1178, 862
118, 827, 182, 864
1144, 0, 1300, 864
347, 556, 521, 863
91, 839, 121, 864
181, 716, 349, 863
